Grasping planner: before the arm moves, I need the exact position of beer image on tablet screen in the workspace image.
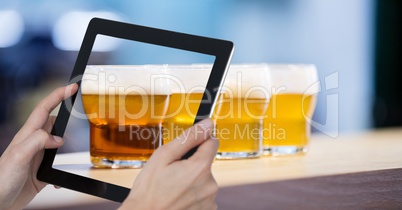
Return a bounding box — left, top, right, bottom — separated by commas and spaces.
262, 64, 318, 155
162, 65, 211, 144
81, 65, 171, 168
214, 64, 271, 159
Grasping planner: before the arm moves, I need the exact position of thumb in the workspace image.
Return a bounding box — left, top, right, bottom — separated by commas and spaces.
188, 137, 219, 164
151, 118, 214, 165
14, 129, 64, 164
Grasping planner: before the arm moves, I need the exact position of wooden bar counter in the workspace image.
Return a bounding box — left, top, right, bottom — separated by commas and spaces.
27, 128, 402, 209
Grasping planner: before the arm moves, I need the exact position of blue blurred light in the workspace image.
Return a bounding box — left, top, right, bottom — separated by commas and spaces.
52, 11, 123, 52
0, 10, 24, 48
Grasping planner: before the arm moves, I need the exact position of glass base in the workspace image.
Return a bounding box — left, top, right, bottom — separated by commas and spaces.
263, 146, 307, 156
216, 152, 261, 160
91, 157, 146, 169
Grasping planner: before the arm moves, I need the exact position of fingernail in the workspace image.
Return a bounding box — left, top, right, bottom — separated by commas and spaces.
210, 134, 219, 141
198, 118, 213, 130
67, 83, 78, 91
53, 136, 63, 143
198, 118, 215, 139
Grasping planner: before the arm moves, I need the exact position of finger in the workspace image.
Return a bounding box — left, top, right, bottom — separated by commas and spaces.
24, 83, 78, 132
188, 136, 219, 164
11, 129, 64, 164
151, 118, 214, 165
11, 84, 78, 145
43, 116, 57, 133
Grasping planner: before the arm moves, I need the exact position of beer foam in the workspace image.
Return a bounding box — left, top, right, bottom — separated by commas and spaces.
222, 64, 271, 99
267, 64, 319, 95
81, 65, 172, 95
165, 64, 212, 93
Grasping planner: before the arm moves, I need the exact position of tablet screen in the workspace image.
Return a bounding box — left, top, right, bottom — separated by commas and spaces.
54, 35, 215, 188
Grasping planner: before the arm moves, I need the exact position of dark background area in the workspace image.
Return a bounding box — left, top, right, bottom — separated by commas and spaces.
373, 0, 402, 128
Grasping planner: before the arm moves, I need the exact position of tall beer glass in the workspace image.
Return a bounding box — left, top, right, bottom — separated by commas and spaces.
81, 65, 171, 168
263, 64, 318, 155
162, 65, 211, 144
214, 64, 271, 159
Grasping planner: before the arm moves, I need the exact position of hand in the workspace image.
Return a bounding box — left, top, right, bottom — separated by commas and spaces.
120, 118, 219, 210
0, 83, 78, 209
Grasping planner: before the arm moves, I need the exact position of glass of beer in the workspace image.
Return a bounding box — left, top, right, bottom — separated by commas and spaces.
262, 64, 318, 155
81, 65, 171, 168
162, 65, 211, 144
214, 64, 271, 159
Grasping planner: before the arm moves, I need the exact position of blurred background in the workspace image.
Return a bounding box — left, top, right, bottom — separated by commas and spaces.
1, 0, 401, 154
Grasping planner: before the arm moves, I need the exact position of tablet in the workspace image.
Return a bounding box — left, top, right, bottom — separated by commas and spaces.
37, 18, 234, 202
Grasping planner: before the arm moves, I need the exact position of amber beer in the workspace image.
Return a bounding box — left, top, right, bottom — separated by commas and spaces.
263, 64, 318, 155
214, 64, 271, 159
162, 65, 212, 144
81, 65, 171, 168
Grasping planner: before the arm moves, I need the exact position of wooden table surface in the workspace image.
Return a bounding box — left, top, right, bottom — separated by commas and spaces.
27, 128, 402, 209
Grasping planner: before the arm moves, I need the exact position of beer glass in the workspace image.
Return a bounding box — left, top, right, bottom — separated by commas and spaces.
162, 65, 211, 144
81, 65, 171, 168
214, 64, 271, 159
262, 64, 318, 155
